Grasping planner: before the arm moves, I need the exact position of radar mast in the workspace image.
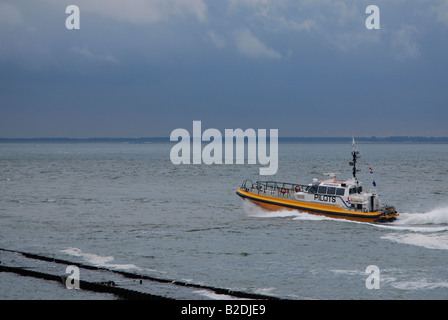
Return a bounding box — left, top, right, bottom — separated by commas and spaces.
350, 137, 361, 180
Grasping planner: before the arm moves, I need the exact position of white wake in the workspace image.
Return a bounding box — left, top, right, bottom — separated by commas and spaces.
243, 201, 448, 250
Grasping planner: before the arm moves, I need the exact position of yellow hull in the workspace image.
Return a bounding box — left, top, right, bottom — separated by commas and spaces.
236, 188, 398, 223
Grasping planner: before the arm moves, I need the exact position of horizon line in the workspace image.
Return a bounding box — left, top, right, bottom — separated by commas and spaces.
1, 136, 448, 143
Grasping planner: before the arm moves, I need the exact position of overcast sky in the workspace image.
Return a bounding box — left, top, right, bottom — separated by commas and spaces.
1, 0, 447, 138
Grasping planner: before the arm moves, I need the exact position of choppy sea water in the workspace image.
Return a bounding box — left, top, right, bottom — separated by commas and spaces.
1, 142, 447, 300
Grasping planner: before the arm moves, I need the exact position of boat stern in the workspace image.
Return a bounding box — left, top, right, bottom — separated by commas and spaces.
378, 205, 399, 222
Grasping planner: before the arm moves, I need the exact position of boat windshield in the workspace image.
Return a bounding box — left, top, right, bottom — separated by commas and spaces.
308, 185, 346, 196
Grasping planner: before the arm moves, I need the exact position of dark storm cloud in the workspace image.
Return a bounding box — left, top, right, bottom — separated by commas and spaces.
1, 0, 447, 138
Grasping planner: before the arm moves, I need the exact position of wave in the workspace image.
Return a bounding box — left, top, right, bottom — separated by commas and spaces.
395, 206, 448, 225
331, 269, 448, 290
373, 206, 448, 233
60, 247, 140, 270
242, 201, 333, 221
381, 232, 448, 250
379, 206, 448, 250
242, 201, 297, 219
242, 201, 448, 250
390, 278, 448, 290
243, 201, 448, 228
193, 289, 247, 300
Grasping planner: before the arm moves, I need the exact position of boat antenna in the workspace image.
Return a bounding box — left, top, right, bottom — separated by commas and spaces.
350, 137, 360, 180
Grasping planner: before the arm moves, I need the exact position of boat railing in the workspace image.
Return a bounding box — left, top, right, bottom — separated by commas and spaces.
240, 180, 310, 197
240, 180, 351, 208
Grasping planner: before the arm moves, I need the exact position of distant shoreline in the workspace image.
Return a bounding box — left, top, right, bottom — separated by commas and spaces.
1, 136, 448, 143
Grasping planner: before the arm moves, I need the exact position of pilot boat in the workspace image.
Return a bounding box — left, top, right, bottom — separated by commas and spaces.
236, 139, 398, 222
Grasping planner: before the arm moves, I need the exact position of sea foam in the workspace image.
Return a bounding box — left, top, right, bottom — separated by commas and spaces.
61, 247, 140, 270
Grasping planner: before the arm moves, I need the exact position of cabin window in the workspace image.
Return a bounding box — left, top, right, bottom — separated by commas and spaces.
308, 185, 317, 193
349, 187, 363, 194
317, 186, 327, 194
357, 204, 363, 210
327, 187, 336, 195
336, 188, 345, 196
